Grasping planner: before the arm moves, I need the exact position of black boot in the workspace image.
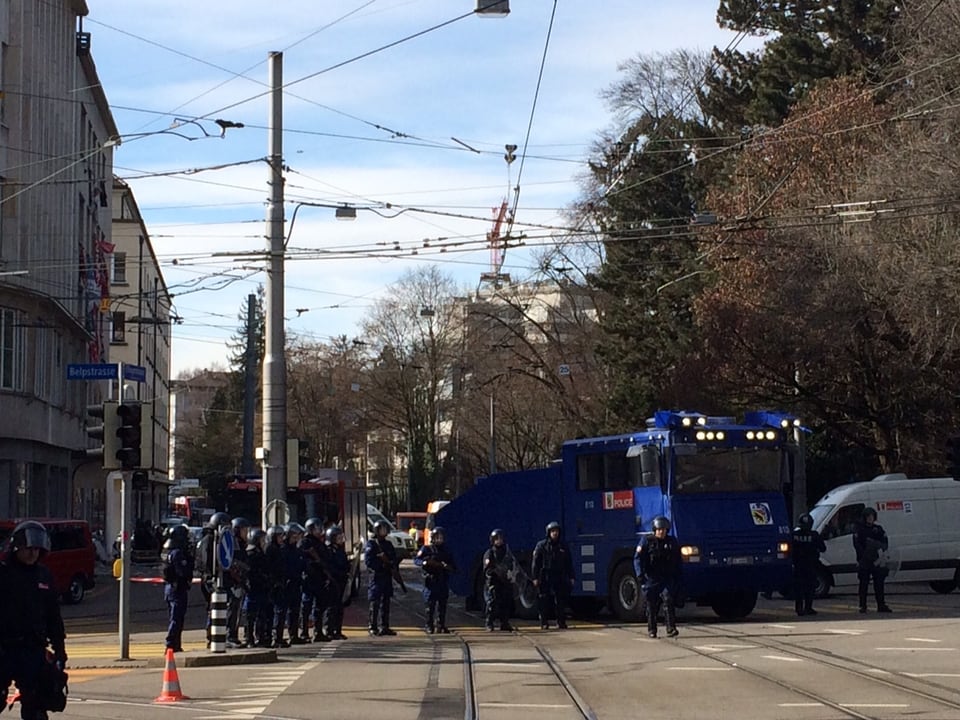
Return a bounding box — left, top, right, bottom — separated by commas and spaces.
424, 603, 435, 634
368, 601, 380, 636
665, 603, 678, 637
380, 600, 397, 636
438, 602, 449, 633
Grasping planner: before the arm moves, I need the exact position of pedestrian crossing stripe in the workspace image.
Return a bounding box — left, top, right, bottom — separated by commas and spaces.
69, 642, 207, 658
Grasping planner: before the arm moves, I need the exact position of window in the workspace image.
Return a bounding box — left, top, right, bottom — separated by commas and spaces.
113, 252, 127, 284
34, 326, 48, 399
576, 451, 647, 491
0, 308, 25, 390
673, 447, 782, 494
821, 503, 866, 540
111, 311, 126, 343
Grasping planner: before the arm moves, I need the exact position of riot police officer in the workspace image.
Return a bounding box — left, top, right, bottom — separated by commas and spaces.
0, 521, 67, 720
482, 529, 515, 632
364, 519, 399, 636
196, 512, 231, 648
279, 523, 306, 644
264, 525, 288, 647
531, 521, 574, 630
854, 507, 892, 613
243, 529, 272, 647
299, 517, 330, 642
322, 526, 349, 640
792, 513, 826, 616
415, 526, 456, 634
634, 516, 682, 638
161, 524, 195, 652
226, 517, 251, 647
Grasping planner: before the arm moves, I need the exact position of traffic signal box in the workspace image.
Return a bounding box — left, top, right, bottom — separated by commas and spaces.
86, 400, 121, 470
116, 401, 142, 471
86, 400, 154, 471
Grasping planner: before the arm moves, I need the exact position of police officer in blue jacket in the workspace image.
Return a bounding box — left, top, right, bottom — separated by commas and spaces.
531, 521, 575, 630
161, 524, 195, 653
415, 526, 456, 634
0, 521, 67, 720
634, 516, 682, 638
364, 520, 399, 636
280, 523, 306, 645
243, 529, 272, 647
299, 518, 329, 642
322, 526, 350, 640
792, 513, 826, 616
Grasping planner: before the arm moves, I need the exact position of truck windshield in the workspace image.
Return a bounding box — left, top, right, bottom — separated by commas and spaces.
673, 447, 783, 494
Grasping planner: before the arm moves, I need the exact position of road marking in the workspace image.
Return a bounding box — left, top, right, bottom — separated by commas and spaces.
876, 647, 955, 651
864, 668, 892, 675
904, 672, 960, 678
779, 703, 823, 707
762, 655, 803, 662
667, 667, 732, 671
479, 703, 574, 709
64, 669, 131, 683
694, 644, 757, 652
905, 637, 942, 643
824, 629, 865, 635
479, 662, 542, 668
839, 704, 909, 709
767, 624, 795, 629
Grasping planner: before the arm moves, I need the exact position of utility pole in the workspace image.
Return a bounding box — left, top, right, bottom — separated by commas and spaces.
241, 293, 256, 475
262, 51, 287, 528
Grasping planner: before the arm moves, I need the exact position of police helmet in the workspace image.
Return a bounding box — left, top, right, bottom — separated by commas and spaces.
231, 517, 251, 532
285, 522, 306, 538
797, 513, 814, 531
207, 512, 231, 530
167, 524, 189, 545
546, 521, 561, 536
305, 517, 324, 534
265, 525, 286, 545
325, 525, 344, 544
431, 527, 446, 544
10, 520, 51, 555
489, 528, 505, 544
248, 528, 266, 547
862, 507, 877, 521
373, 519, 391, 536
652, 516, 671, 531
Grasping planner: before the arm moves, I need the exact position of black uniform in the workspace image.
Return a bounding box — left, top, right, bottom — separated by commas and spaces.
0, 554, 66, 720
792, 524, 826, 616
415, 542, 456, 633
853, 516, 891, 613
323, 534, 350, 640
244, 540, 273, 647
634, 532, 682, 638
482, 543, 515, 631
161, 538, 195, 652
531, 531, 575, 629
364, 535, 399, 636
299, 533, 330, 642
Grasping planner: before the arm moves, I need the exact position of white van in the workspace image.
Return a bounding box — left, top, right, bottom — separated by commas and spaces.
366, 504, 417, 560
808, 473, 960, 597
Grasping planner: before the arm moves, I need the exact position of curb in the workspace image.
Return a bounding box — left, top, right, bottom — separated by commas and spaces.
149, 649, 278, 668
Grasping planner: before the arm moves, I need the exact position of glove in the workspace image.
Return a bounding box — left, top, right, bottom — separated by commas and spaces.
53, 646, 67, 666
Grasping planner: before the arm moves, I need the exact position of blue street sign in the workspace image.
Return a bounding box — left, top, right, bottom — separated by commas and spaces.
218, 529, 235, 571
67, 363, 118, 381
123, 365, 147, 383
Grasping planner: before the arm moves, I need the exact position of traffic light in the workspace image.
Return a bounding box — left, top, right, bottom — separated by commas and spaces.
86, 401, 120, 470
115, 401, 142, 471
947, 437, 960, 479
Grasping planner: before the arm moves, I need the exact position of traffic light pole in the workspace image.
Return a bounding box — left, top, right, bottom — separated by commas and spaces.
118, 470, 131, 659
262, 51, 287, 529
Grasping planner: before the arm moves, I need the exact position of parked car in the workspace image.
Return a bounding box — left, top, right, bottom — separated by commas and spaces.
0, 518, 97, 604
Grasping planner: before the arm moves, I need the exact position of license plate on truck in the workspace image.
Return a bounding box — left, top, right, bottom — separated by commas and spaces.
730, 556, 753, 565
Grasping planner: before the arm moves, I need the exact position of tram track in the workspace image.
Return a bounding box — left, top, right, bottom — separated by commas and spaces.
611, 620, 960, 720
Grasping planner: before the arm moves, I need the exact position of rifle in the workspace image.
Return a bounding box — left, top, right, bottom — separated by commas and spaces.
376, 538, 407, 593
391, 561, 407, 594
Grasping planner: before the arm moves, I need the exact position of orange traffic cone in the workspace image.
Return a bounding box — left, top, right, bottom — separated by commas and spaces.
6, 683, 19, 708
154, 648, 189, 703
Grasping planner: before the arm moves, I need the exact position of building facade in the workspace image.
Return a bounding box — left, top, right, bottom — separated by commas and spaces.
109, 179, 172, 528
0, 0, 117, 523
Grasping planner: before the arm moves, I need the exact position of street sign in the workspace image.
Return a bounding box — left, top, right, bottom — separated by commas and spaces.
67, 363, 118, 381
178, 478, 200, 488
558, 364, 571, 377
218, 529, 234, 571
123, 364, 147, 383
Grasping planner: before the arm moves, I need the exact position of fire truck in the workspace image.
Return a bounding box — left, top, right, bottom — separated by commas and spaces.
437, 410, 801, 621
225, 469, 368, 596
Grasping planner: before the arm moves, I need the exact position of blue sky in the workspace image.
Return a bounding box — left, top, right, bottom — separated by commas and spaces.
87, 0, 759, 376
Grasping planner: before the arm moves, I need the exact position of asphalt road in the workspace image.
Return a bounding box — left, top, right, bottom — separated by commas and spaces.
57, 569, 960, 720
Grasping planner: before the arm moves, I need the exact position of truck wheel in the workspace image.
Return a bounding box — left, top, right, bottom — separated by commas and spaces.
710, 590, 756, 619
513, 573, 539, 620
609, 562, 644, 622
814, 567, 832, 599
64, 575, 86, 605
929, 579, 957, 594
467, 570, 485, 613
